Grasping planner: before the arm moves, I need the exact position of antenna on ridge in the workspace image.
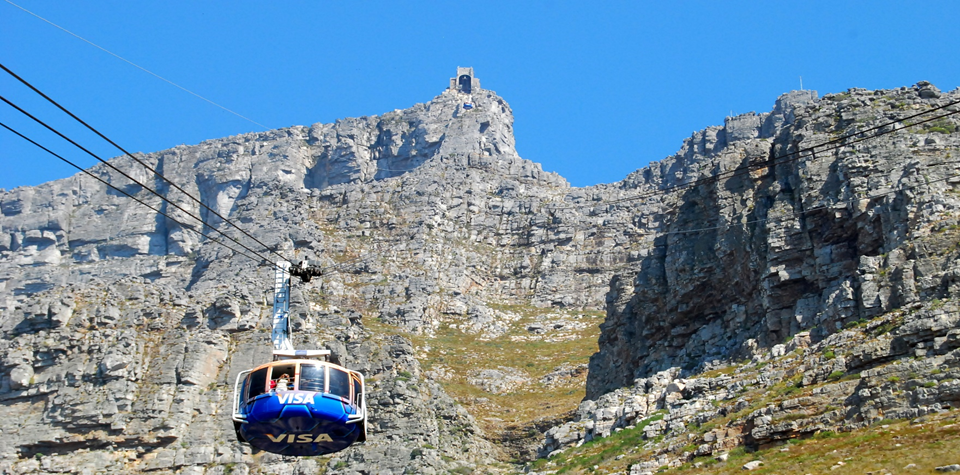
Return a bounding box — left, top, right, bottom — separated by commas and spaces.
800, 76, 804, 91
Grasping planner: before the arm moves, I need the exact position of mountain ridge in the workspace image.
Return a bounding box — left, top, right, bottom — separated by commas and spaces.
1, 77, 959, 474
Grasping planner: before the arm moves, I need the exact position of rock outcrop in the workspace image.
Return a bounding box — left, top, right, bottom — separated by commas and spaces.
540, 301, 960, 464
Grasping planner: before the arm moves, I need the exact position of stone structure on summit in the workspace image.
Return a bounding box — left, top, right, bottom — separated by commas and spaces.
449, 66, 480, 94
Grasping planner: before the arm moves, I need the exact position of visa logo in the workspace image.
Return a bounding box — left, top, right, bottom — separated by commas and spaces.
276, 392, 316, 404
266, 433, 334, 443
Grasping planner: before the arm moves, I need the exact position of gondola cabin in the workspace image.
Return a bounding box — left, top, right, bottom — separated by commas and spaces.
232, 350, 367, 456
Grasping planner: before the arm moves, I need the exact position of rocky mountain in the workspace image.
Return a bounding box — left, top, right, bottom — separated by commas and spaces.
540, 82, 960, 472
1, 73, 959, 474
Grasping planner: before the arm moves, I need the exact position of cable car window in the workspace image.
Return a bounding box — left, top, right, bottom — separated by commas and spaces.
299, 364, 325, 392
351, 373, 362, 406
248, 367, 269, 400
328, 367, 351, 398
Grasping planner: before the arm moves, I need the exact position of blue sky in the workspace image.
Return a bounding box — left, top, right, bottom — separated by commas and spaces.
2, 1, 959, 190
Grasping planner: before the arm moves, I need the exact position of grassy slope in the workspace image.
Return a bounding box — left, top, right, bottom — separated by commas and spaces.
408, 304, 605, 456
532, 411, 960, 474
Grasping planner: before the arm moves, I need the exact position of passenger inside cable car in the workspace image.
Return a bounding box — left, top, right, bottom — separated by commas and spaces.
276, 373, 291, 391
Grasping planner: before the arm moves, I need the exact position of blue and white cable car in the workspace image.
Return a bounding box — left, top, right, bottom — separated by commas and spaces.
232, 261, 368, 456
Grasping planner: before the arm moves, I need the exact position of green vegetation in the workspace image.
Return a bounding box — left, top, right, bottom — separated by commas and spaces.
813, 430, 837, 440
661, 415, 960, 475
530, 411, 667, 474
531, 402, 958, 475
773, 376, 804, 398
700, 363, 745, 379
872, 317, 902, 336
924, 118, 957, 134
844, 318, 869, 329
829, 92, 852, 102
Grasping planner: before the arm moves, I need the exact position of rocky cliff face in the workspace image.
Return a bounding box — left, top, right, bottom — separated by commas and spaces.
587, 82, 960, 396
1, 78, 958, 474
0, 83, 644, 473
0, 88, 549, 474
536, 82, 960, 471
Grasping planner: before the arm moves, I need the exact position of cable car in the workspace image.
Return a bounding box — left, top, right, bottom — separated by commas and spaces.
232, 351, 367, 455
232, 261, 368, 456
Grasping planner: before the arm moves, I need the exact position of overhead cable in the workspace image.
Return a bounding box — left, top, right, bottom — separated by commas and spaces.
0, 121, 272, 267
0, 94, 278, 267
553, 98, 960, 211
2, 1, 270, 131
0, 62, 290, 264
662, 171, 960, 237
553, 169, 960, 277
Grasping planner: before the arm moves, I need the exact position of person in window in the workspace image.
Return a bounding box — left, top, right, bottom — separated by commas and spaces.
277, 373, 291, 391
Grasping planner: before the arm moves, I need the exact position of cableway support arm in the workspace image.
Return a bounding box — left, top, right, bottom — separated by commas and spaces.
272, 261, 293, 351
